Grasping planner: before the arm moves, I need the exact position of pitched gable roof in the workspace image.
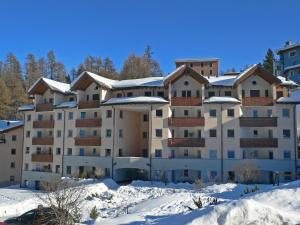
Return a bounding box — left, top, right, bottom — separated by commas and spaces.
164, 65, 209, 86
28, 77, 71, 95
233, 64, 281, 87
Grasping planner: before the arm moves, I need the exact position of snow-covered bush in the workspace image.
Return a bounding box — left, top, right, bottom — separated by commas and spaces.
90, 206, 100, 220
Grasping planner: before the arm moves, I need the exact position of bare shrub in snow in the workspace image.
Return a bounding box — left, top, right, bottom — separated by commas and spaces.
193, 178, 204, 189
36, 179, 86, 225
160, 171, 168, 185
234, 161, 260, 184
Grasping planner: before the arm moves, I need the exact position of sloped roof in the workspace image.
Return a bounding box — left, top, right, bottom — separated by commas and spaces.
277, 88, 300, 104
102, 96, 168, 105
204, 97, 240, 104
276, 42, 300, 54
164, 65, 209, 86
234, 64, 281, 87
28, 77, 71, 95
0, 120, 23, 133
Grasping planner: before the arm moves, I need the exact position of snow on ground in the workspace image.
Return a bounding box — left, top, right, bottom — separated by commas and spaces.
0, 180, 299, 225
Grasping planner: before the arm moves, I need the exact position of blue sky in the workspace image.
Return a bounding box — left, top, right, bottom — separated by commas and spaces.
0, 0, 299, 74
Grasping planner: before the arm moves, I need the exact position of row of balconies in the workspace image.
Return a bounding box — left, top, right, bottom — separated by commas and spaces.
32, 118, 102, 129
32, 136, 102, 146
34, 97, 275, 112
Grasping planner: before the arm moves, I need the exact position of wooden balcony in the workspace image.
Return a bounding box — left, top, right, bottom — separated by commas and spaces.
242, 97, 274, 106
240, 138, 278, 148
75, 118, 102, 127
171, 97, 202, 106
33, 120, 55, 129
168, 117, 205, 127
74, 136, 101, 146
239, 117, 277, 127
32, 137, 54, 145
31, 154, 53, 163
78, 100, 100, 109
36, 103, 54, 112
168, 138, 205, 147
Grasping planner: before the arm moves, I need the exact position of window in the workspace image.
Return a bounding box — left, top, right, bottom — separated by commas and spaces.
227, 150, 235, 159
277, 91, 283, 98
127, 92, 133, 97
68, 130, 73, 138
155, 149, 162, 158
57, 113, 62, 120
184, 81, 189, 86
69, 97, 74, 101
252, 80, 257, 85
106, 110, 112, 118
67, 148, 72, 155
57, 130, 61, 138
184, 130, 189, 138
201, 70, 204, 75
284, 172, 292, 181
289, 50, 296, 57
56, 148, 61, 155
80, 112, 86, 119
119, 129, 123, 138
106, 129, 112, 137
143, 114, 149, 122
228, 171, 235, 181
25, 163, 29, 170
227, 109, 234, 117
250, 90, 260, 97
184, 170, 189, 177
209, 109, 217, 117
145, 91, 152, 96
201, 63, 204, 67
55, 165, 60, 174
282, 108, 290, 118
210, 63, 213, 67
117, 93, 122, 98
94, 112, 98, 118
66, 166, 72, 175
10, 162, 15, 168
184, 149, 188, 157
209, 70, 213, 75
173, 90, 177, 97
190, 63, 193, 68
197, 150, 202, 158
156, 129, 162, 137
38, 114, 43, 121
298, 147, 300, 159
209, 129, 217, 138
224, 91, 232, 97
284, 151, 291, 159
86, 95, 89, 101
210, 171, 217, 179
208, 91, 215, 97
11, 149, 16, 155
253, 110, 258, 118
119, 110, 123, 119
92, 148, 97, 155
184, 110, 189, 116
92, 94, 99, 100
267, 109, 273, 117
105, 149, 111, 157
142, 149, 148, 157
27, 115, 31, 121
79, 148, 85, 156
182, 90, 191, 97
156, 109, 163, 117
227, 129, 234, 138
283, 129, 290, 138
142, 132, 147, 139
68, 112, 73, 120
157, 91, 164, 97
196, 90, 201, 97
10, 176, 15, 182
26, 131, 30, 138
197, 110, 201, 118
26, 147, 30, 154
118, 148, 123, 157
79, 129, 85, 137
197, 130, 201, 138
242, 90, 245, 97
12, 135, 16, 141
253, 130, 258, 136
209, 150, 217, 159
93, 130, 97, 136
265, 90, 269, 97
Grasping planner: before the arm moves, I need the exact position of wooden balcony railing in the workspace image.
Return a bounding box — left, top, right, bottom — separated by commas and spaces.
75, 118, 102, 127
33, 120, 55, 129
31, 154, 53, 163
168, 138, 205, 147
242, 97, 274, 106
239, 117, 277, 127
74, 136, 101, 146
240, 138, 278, 148
168, 117, 205, 127
171, 97, 202, 106
78, 100, 100, 109
32, 137, 54, 145
36, 103, 54, 112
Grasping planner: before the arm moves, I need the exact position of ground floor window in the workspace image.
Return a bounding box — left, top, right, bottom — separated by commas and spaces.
184, 170, 188, 177
228, 171, 235, 181
284, 171, 292, 181
66, 166, 72, 175
10, 176, 15, 182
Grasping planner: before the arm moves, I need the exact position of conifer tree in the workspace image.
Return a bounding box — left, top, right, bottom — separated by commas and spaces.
25, 53, 41, 90
263, 48, 275, 74
0, 79, 12, 119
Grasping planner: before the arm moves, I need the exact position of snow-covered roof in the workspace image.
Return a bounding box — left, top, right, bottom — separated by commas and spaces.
18, 104, 35, 111
235, 64, 257, 81
208, 76, 237, 86
276, 42, 300, 54
164, 65, 186, 81
204, 97, 240, 104
277, 88, 300, 104
277, 76, 298, 86
175, 58, 219, 62
0, 120, 23, 133
56, 101, 77, 109
28, 77, 71, 95
102, 96, 168, 105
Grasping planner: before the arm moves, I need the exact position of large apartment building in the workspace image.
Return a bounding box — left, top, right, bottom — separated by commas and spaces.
19, 62, 300, 189
0, 120, 23, 186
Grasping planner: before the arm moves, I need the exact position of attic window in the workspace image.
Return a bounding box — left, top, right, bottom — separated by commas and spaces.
95, 86, 99, 90
184, 81, 189, 86
252, 81, 257, 85
190, 63, 193, 67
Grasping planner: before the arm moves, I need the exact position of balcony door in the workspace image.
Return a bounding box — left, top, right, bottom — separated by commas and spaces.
182, 90, 191, 97
79, 148, 85, 156
250, 90, 260, 97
